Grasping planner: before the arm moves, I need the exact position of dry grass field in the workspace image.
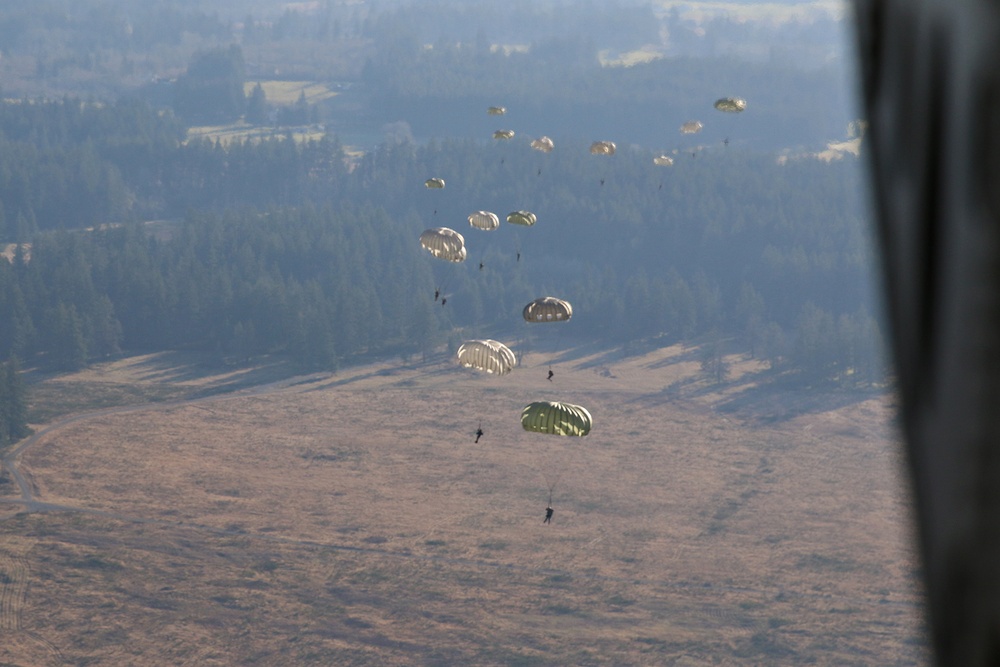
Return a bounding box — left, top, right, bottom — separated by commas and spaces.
0, 345, 927, 665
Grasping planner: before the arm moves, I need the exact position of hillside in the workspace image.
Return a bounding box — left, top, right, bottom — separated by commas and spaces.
0, 346, 925, 665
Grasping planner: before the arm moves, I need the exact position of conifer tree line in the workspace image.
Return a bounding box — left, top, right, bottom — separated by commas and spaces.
0, 98, 887, 389
0, 357, 28, 446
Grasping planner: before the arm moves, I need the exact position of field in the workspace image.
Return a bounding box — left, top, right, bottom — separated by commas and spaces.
0, 345, 927, 665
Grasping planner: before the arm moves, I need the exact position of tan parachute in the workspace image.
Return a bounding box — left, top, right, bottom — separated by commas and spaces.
714, 97, 747, 113
468, 211, 501, 231
456, 340, 517, 375
424, 177, 446, 189
493, 129, 515, 140
531, 136, 555, 153
506, 210, 537, 227
520, 401, 592, 436
589, 140, 616, 155
487, 106, 507, 115
680, 121, 703, 134
419, 227, 467, 262
654, 154, 674, 166
522, 296, 572, 322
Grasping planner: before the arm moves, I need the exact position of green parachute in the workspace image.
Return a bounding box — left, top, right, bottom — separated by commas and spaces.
493, 129, 515, 140
425, 177, 446, 189
520, 401, 593, 436
714, 97, 747, 113
506, 210, 537, 227
487, 106, 507, 115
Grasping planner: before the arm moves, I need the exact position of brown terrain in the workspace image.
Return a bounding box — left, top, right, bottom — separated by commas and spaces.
0, 345, 927, 665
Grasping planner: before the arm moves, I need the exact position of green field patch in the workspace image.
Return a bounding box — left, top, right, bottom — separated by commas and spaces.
243, 80, 338, 105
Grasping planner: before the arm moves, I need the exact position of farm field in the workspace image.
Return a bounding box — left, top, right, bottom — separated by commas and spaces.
0, 345, 927, 665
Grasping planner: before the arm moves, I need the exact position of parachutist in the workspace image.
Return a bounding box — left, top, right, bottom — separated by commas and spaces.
537, 168, 542, 176
516, 252, 521, 262
475, 428, 484, 444
600, 178, 605, 186
547, 369, 554, 382
441, 298, 447, 306
723, 137, 730, 147
543, 506, 554, 524
434, 289, 440, 302
479, 262, 484, 271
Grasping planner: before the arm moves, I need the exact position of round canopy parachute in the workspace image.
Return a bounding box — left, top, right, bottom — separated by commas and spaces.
457, 340, 516, 375
507, 210, 537, 227
521, 401, 592, 436
680, 121, 703, 134
468, 211, 501, 231
590, 141, 616, 155
487, 106, 506, 115
425, 177, 446, 189
493, 129, 515, 140
523, 296, 572, 322
714, 97, 747, 113
653, 154, 674, 166
420, 227, 466, 262
531, 136, 555, 153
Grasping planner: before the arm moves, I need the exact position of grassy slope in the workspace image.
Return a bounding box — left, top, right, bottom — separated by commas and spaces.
0, 346, 926, 665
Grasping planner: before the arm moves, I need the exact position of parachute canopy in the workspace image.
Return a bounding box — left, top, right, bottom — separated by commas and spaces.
468, 211, 501, 231
420, 227, 466, 262
487, 106, 507, 115
654, 154, 674, 166
680, 121, 703, 134
425, 177, 446, 189
523, 296, 572, 322
590, 140, 616, 155
531, 136, 555, 153
457, 340, 516, 375
521, 401, 592, 436
714, 97, 747, 113
493, 129, 515, 140
507, 210, 537, 227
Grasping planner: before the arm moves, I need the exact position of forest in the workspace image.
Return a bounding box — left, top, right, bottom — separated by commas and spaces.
0, 1, 879, 444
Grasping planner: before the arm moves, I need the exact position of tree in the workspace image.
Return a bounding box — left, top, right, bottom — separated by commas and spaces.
0, 357, 29, 445
172, 45, 247, 124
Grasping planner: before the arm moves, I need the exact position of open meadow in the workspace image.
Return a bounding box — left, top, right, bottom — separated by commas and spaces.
0, 345, 927, 665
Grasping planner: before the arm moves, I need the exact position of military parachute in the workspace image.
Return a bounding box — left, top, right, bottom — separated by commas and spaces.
654, 154, 674, 166
487, 106, 506, 115
507, 211, 537, 227
468, 211, 501, 231
419, 227, 467, 262
457, 340, 516, 375
523, 296, 572, 322
589, 141, 616, 155
680, 121, 703, 134
425, 177, 446, 189
531, 136, 555, 153
520, 401, 592, 436
493, 129, 515, 140
714, 97, 747, 113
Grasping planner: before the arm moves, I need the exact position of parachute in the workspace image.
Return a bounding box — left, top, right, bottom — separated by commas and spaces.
507, 210, 537, 227
493, 129, 515, 140
419, 227, 467, 262
523, 296, 572, 322
680, 121, 703, 134
531, 136, 555, 153
653, 154, 674, 166
714, 97, 747, 113
520, 401, 592, 436
468, 211, 501, 231
457, 340, 516, 375
589, 141, 616, 155
487, 106, 506, 115
425, 177, 446, 189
